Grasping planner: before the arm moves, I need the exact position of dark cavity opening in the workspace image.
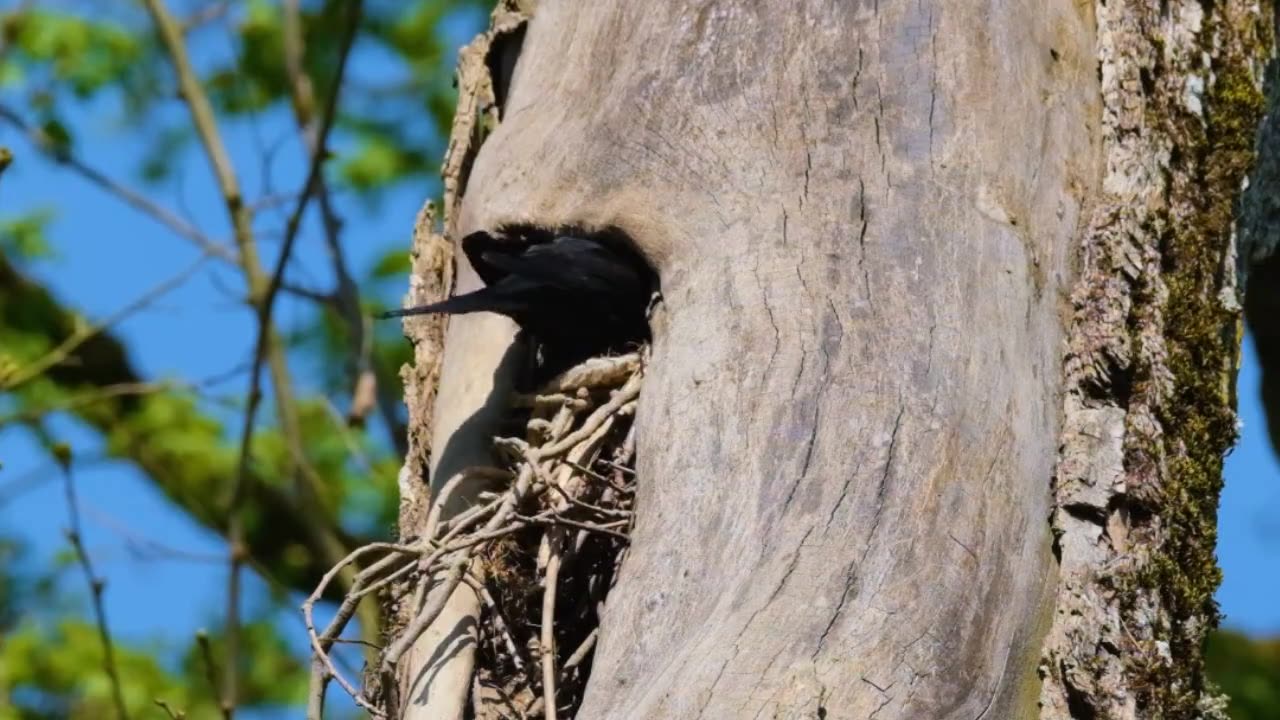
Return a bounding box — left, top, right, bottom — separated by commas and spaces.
487, 22, 527, 116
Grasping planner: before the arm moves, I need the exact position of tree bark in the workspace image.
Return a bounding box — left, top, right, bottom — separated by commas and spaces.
390, 1, 1271, 718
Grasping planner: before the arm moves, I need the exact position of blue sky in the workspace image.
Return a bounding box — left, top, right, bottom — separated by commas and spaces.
0, 4, 1278, 715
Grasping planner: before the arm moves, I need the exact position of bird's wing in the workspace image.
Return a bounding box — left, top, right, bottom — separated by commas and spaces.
481, 236, 648, 296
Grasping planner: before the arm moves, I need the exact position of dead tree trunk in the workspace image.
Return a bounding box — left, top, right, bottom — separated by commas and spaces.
386, 1, 1271, 718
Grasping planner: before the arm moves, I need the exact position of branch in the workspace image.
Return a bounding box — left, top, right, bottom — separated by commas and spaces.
281, 0, 389, 437
0, 104, 235, 263
541, 535, 563, 720
58, 450, 130, 720
2, 253, 212, 391
141, 0, 370, 710
153, 699, 186, 719
0, 382, 176, 426
196, 630, 231, 720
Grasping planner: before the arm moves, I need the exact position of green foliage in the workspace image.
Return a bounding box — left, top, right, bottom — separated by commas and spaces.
0, 209, 56, 261
4, 10, 143, 98
339, 129, 426, 191
1206, 630, 1280, 720
0, 617, 305, 719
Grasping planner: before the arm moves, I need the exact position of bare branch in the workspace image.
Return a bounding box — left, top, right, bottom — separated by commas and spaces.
541, 536, 563, 720
59, 453, 130, 720
2, 254, 212, 390
0, 104, 235, 262
196, 630, 231, 720
281, 0, 385, 435
0, 381, 179, 425
153, 699, 186, 719
140, 1, 364, 712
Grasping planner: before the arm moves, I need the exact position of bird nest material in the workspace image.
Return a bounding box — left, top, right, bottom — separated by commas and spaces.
303, 349, 645, 719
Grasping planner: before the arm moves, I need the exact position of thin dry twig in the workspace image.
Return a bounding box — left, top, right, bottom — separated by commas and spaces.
0, 381, 183, 425
0, 104, 234, 262
562, 629, 598, 675
541, 535, 563, 720
58, 455, 130, 720
1, 253, 213, 390
280, 0, 393, 445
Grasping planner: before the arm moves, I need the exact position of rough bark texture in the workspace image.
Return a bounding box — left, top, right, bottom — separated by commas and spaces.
1040, 2, 1270, 719
390, 0, 1270, 718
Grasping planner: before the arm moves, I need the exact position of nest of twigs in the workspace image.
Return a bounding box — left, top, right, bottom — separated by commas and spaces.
304, 350, 644, 719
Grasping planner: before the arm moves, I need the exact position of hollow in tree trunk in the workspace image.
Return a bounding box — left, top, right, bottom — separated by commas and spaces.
384, 1, 1272, 718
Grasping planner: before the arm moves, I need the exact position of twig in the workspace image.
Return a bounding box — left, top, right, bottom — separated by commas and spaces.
180, 0, 230, 31
382, 466, 536, 671
515, 514, 632, 542
281, 0, 384, 438
2, 253, 212, 390
562, 628, 598, 675
154, 699, 186, 719
0, 453, 104, 507
58, 454, 130, 720
0, 381, 183, 425
535, 375, 642, 459
536, 353, 642, 393
195, 630, 229, 720
305, 657, 328, 720
463, 572, 527, 673
541, 535, 563, 720
303, 544, 419, 719
564, 460, 633, 494
83, 504, 224, 564
140, 1, 365, 714
544, 480, 632, 519
0, 104, 234, 262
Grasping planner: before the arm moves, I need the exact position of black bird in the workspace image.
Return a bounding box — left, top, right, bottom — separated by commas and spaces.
380, 230, 653, 377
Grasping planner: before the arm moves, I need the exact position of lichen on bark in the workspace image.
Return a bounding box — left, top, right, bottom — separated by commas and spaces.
1041, 1, 1270, 718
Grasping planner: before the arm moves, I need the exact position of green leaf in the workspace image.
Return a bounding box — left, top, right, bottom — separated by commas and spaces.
38, 117, 73, 156
0, 208, 57, 260
369, 248, 412, 279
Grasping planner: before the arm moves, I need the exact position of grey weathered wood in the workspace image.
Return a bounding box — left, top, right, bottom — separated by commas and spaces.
452, 1, 1094, 716
394, 0, 1269, 717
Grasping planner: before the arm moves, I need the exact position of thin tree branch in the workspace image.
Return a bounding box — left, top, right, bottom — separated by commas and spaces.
153, 699, 186, 719
140, 2, 363, 713
2, 253, 212, 390
58, 452, 130, 720
0, 382, 180, 424
196, 631, 231, 720
0, 104, 235, 263
281, 0, 391, 439
541, 536, 562, 720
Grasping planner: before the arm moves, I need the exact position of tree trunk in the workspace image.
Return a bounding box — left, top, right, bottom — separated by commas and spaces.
389, 1, 1271, 718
